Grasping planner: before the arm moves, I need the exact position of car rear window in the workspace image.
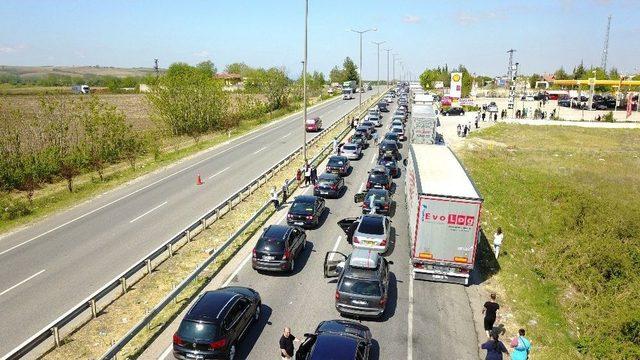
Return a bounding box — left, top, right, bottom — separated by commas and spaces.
359, 216, 384, 235
178, 320, 219, 340
291, 201, 314, 214
343, 145, 356, 151
339, 278, 381, 297
365, 193, 387, 203
256, 236, 286, 252
392, 128, 402, 133
328, 158, 345, 166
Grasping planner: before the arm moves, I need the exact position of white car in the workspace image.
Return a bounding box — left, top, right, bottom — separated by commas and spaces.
367, 114, 382, 127
340, 143, 362, 160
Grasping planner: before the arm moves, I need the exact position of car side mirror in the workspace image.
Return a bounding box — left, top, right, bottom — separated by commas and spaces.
403, 159, 408, 166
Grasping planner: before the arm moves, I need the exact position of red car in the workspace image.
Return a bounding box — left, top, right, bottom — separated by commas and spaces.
305, 117, 322, 132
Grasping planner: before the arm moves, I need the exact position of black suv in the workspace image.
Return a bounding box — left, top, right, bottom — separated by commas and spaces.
377, 155, 399, 178
324, 248, 390, 318
296, 320, 372, 360
173, 287, 261, 360
314, 173, 345, 198
378, 140, 399, 160
252, 225, 306, 272
441, 107, 465, 116
366, 165, 391, 190
326, 155, 350, 176
287, 195, 326, 228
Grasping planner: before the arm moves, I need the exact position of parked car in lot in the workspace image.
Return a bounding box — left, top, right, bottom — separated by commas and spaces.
252, 225, 306, 272
173, 286, 261, 360
487, 102, 498, 112
378, 140, 400, 160
326, 155, 350, 176
314, 173, 345, 198
338, 214, 391, 253
521, 95, 535, 101
356, 188, 392, 215
366, 165, 392, 190
377, 155, 399, 178
323, 248, 390, 318
296, 319, 372, 360
305, 117, 322, 132
340, 143, 363, 160
441, 107, 465, 116
287, 195, 326, 228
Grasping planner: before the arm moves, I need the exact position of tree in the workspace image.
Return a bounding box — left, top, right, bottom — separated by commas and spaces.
608, 67, 620, 80
529, 73, 541, 89
252, 67, 291, 110
573, 61, 586, 80
329, 65, 345, 84
224, 62, 252, 77
554, 67, 569, 80
196, 60, 217, 78
343, 57, 359, 83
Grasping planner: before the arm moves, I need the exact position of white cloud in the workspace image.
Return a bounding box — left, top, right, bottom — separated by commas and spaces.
0, 44, 26, 54
455, 10, 505, 26
403, 15, 421, 24
193, 50, 210, 58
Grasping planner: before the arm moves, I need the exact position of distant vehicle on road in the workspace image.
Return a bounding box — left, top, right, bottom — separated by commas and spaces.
367, 83, 373, 91
305, 117, 322, 132
358, 188, 392, 215
338, 214, 391, 253
366, 165, 392, 190
324, 248, 391, 319
342, 88, 354, 100
366, 113, 381, 127
377, 101, 389, 112
405, 144, 483, 285
71, 84, 90, 94
172, 286, 261, 360
252, 225, 306, 272
377, 155, 399, 178
287, 195, 326, 229
378, 140, 400, 160
441, 107, 465, 116
340, 143, 363, 160
314, 173, 345, 199
521, 95, 535, 101
325, 155, 351, 176
349, 133, 367, 149
296, 319, 373, 360
382, 132, 399, 146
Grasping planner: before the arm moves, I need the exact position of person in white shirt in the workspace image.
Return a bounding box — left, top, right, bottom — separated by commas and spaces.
493, 227, 504, 259
270, 186, 279, 210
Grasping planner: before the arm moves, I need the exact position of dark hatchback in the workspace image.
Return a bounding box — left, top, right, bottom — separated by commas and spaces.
326, 155, 350, 176
377, 155, 399, 178
296, 320, 372, 360
378, 140, 399, 160
252, 225, 306, 272
287, 195, 326, 228
361, 188, 391, 215
314, 173, 345, 198
173, 286, 261, 360
366, 166, 391, 190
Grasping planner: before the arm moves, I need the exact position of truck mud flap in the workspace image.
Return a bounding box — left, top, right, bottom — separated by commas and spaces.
413, 270, 469, 286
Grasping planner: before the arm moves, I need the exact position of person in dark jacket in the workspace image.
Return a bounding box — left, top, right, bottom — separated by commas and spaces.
310, 166, 318, 185
481, 332, 510, 360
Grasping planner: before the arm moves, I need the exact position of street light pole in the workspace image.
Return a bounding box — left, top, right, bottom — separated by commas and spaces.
303, 0, 308, 162
384, 48, 391, 88
392, 54, 399, 84
351, 28, 377, 107
372, 41, 385, 94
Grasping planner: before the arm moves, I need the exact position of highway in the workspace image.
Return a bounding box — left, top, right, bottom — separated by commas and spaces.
141, 98, 480, 359
0, 89, 383, 355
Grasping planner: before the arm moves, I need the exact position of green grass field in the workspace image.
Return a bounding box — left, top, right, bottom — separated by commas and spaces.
459, 124, 640, 359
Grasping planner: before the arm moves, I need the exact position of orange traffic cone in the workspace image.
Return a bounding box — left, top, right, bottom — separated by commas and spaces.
196, 174, 203, 185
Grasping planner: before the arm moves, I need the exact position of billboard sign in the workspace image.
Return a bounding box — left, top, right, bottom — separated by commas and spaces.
449, 72, 462, 98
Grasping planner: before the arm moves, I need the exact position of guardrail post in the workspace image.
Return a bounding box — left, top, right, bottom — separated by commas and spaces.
185, 229, 191, 242
90, 299, 97, 318
168, 243, 173, 257
201, 217, 207, 229
146, 259, 152, 274
52, 326, 60, 347
120, 277, 127, 294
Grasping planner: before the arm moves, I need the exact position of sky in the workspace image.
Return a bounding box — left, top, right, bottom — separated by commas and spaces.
1, 0, 639, 79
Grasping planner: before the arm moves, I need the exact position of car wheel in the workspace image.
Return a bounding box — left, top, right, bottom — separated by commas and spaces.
228, 344, 237, 360
254, 302, 261, 321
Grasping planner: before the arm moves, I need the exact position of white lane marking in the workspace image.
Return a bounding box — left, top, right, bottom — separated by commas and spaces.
0, 98, 343, 258
370, 155, 376, 165
283, 132, 291, 138
129, 202, 168, 223
208, 166, 230, 180
358, 182, 365, 193
0, 269, 46, 297
223, 254, 253, 287
158, 344, 172, 360
252, 146, 267, 155
408, 272, 414, 360
327, 236, 342, 261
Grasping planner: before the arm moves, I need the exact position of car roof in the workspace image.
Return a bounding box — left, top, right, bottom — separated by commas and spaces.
349, 248, 380, 269
263, 224, 290, 239
372, 165, 387, 172
367, 188, 389, 196
295, 195, 317, 203
309, 334, 358, 360
329, 155, 348, 161
343, 142, 357, 147
186, 290, 241, 322
319, 172, 339, 180
317, 320, 370, 339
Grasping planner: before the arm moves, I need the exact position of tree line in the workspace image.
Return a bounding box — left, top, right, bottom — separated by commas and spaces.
530, 62, 640, 91
419, 65, 473, 97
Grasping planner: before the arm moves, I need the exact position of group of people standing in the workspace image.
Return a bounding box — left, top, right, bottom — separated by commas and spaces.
481, 292, 532, 360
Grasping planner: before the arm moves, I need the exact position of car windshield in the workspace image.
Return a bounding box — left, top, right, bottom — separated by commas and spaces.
359, 216, 384, 235
343, 145, 356, 151
339, 277, 381, 297
178, 320, 219, 341
291, 201, 314, 214
305, 119, 317, 124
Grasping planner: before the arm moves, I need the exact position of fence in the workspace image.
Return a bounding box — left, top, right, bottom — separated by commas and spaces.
2, 88, 388, 360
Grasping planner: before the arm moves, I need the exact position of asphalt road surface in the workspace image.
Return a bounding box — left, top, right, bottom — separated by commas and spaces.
142, 98, 479, 360
0, 89, 383, 355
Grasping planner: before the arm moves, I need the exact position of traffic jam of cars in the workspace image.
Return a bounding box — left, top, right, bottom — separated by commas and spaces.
172, 85, 410, 360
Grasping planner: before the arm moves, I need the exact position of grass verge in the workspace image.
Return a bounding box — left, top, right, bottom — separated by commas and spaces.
458, 124, 640, 359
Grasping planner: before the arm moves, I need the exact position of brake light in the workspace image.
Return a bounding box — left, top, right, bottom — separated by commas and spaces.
418, 252, 433, 259
379, 297, 387, 306
287, 214, 293, 219
383, 204, 390, 209
353, 236, 360, 244
454, 256, 469, 263
380, 238, 387, 247
306, 215, 313, 220
331, 183, 338, 190
173, 333, 185, 346
366, 181, 371, 188
252, 249, 256, 258
283, 249, 291, 260
314, 184, 319, 189
335, 290, 340, 300
209, 338, 227, 350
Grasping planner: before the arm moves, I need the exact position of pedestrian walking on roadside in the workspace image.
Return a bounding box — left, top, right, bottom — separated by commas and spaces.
457, 123, 462, 137
494, 113, 498, 122
475, 116, 480, 129
493, 227, 504, 259
282, 180, 289, 203
270, 186, 279, 210
463, 125, 469, 137
482, 112, 486, 122
304, 162, 311, 187
333, 137, 339, 154
279, 327, 301, 360
481, 331, 510, 360
482, 293, 501, 338
510, 328, 532, 360
310, 166, 318, 185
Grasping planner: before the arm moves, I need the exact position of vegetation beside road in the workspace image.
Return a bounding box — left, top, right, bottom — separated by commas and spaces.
460, 124, 640, 359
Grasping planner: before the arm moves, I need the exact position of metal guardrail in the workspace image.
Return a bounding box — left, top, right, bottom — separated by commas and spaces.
2, 88, 388, 360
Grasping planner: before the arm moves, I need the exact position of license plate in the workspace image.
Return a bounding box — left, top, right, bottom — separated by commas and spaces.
432, 275, 445, 279
352, 300, 367, 305
320, 191, 328, 195
186, 354, 203, 360
263, 255, 275, 261
294, 222, 304, 226
364, 240, 376, 246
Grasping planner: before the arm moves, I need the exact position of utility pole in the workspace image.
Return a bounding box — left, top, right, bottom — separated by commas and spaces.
384, 48, 391, 88
372, 41, 385, 94
507, 49, 516, 114
601, 14, 612, 72
392, 54, 399, 84
350, 28, 377, 107
303, 0, 308, 162
588, 70, 596, 112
